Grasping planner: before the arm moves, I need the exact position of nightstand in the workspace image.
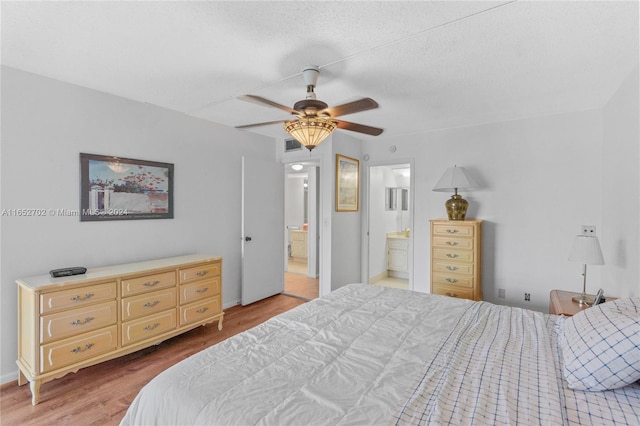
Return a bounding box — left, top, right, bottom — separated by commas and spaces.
549, 289, 615, 316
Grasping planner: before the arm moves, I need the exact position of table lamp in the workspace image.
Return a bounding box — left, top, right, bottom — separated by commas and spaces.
432, 166, 478, 220
568, 227, 605, 305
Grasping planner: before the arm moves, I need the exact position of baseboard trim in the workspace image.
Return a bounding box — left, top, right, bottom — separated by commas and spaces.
1, 371, 18, 386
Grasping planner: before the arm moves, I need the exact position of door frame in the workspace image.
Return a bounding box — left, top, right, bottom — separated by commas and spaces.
362, 158, 415, 289
283, 162, 319, 279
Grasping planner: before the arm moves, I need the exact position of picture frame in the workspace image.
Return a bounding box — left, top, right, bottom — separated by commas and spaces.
80, 153, 174, 221
335, 154, 359, 212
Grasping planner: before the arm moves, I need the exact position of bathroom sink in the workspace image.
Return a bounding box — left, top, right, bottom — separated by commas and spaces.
386, 232, 409, 239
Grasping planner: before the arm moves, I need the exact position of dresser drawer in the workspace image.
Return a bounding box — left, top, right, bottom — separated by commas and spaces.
432, 284, 474, 300
179, 296, 221, 326
40, 282, 117, 314
179, 263, 221, 284
40, 300, 117, 344
432, 223, 475, 237
432, 260, 474, 275
180, 277, 221, 305
432, 272, 475, 288
432, 236, 474, 250
121, 310, 177, 346
121, 271, 176, 297
121, 288, 177, 322
432, 248, 474, 262
388, 239, 409, 249
40, 325, 117, 373
291, 231, 306, 241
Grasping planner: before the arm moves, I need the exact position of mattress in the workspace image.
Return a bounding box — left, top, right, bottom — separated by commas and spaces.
121, 284, 640, 425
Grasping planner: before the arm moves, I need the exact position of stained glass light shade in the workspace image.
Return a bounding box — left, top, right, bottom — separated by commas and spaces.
284, 117, 337, 151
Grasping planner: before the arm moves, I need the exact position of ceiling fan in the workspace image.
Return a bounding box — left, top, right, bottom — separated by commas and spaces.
236, 65, 383, 150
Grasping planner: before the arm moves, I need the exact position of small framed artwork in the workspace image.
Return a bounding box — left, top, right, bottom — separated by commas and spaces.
80, 153, 174, 221
335, 154, 359, 212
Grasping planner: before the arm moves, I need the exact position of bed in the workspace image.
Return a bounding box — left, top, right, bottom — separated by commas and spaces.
121, 284, 640, 425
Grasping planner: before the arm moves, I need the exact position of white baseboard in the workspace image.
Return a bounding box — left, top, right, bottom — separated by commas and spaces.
223, 299, 240, 309
2, 371, 18, 385
369, 271, 388, 283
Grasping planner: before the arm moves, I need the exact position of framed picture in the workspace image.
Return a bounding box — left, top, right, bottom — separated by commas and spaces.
335, 154, 359, 212
80, 153, 174, 221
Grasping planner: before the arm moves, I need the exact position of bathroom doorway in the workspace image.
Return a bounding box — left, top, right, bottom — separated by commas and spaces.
283, 162, 319, 300
367, 163, 412, 290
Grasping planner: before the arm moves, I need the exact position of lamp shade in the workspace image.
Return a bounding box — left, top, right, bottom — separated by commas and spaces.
568, 235, 605, 265
433, 166, 478, 192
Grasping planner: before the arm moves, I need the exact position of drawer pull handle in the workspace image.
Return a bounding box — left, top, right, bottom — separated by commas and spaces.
196, 271, 209, 277
446, 266, 459, 271
71, 317, 95, 326
445, 241, 458, 246
446, 254, 459, 258
71, 343, 95, 354
446, 292, 458, 298
143, 280, 160, 288
196, 287, 209, 294
196, 307, 209, 314
445, 229, 459, 234
144, 301, 160, 308
144, 323, 160, 331
71, 293, 94, 302
446, 278, 459, 284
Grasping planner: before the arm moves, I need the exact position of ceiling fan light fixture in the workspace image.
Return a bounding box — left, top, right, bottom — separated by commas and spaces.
284, 117, 337, 151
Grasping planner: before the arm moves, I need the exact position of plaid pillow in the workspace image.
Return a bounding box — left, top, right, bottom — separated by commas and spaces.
560, 297, 640, 391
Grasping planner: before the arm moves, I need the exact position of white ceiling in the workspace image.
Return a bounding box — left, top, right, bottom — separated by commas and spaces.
2, 1, 638, 141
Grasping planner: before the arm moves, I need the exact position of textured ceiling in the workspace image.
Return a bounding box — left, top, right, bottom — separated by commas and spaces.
2, 1, 638, 141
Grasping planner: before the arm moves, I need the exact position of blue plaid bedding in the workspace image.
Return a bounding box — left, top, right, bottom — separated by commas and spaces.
393, 302, 566, 425
552, 316, 640, 426
393, 302, 640, 425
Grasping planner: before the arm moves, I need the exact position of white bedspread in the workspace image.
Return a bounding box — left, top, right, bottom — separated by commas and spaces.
121, 284, 470, 425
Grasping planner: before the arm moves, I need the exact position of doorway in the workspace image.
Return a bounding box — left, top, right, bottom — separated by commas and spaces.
283, 162, 319, 300
367, 163, 412, 290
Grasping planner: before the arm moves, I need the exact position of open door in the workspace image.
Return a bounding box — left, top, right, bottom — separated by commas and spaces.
241, 156, 284, 305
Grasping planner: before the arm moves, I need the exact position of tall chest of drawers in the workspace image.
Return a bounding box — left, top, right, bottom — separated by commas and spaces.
430, 219, 483, 301
17, 254, 223, 405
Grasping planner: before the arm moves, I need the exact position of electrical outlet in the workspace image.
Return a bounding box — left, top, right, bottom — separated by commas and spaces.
498, 289, 505, 299
581, 225, 596, 236
524, 293, 531, 302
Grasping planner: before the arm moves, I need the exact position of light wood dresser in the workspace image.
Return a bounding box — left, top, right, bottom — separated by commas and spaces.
430, 219, 483, 301
16, 254, 223, 405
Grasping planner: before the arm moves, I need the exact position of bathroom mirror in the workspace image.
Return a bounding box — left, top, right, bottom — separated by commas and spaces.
386, 187, 409, 211
385, 187, 397, 211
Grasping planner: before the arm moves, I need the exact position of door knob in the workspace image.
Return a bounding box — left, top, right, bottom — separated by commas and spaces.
244, 236, 252, 242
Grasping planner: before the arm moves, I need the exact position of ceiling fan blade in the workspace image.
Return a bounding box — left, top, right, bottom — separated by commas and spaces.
236, 119, 287, 129
333, 119, 384, 136
238, 95, 299, 115
321, 98, 379, 118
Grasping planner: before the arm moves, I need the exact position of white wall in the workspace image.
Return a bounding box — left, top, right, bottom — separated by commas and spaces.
285, 176, 305, 230
0, 67, 277, 383
602, 66, 640, 297
329, 132, 363, 290
363, 108, 613, 311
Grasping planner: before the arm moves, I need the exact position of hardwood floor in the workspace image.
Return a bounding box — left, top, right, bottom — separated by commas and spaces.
0, 294, 306, 425
284, 271, 319, 300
